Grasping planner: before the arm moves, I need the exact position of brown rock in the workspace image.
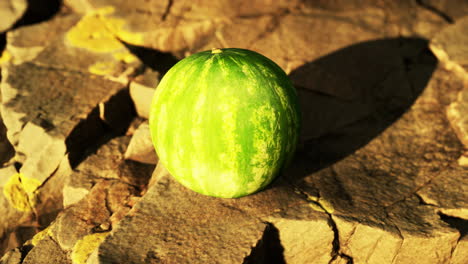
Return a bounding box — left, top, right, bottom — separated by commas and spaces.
332, 217, 402, 264
65, 0, 299, 52
64, 0, 448, 69
281, 28, 465, 263
63, 136, 154, 207
53, 180, 116, 250
418, 0, 468, 21
92, 164, 268, 264
1, 11, 141, 255
430, 16, 468, 75
19, 177, 140, 263
94, 162, 342, 264
0, 165, 34, 256
417, 167, 468, 219
459, 153, 468, 168
129, 82, 156, 119
291, 97, 465, 263
2, 1, 468, 263
9, 135, 150, 262
34, 155, 72, 227
22, 236, 70, 264
2, 61, 128, 182
265, 207, 334, 264
198, 1, 448, 71
5, 14, 80, 65
451, 235, 468, 264
0, 157, 69, 255
1, 9, 140, 185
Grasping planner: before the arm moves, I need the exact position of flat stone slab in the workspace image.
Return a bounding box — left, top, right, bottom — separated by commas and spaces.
124, 121, 158, 165
93, 165, 332, 264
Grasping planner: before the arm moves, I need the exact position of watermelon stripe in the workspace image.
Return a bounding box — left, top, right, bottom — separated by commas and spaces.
222, 54, 282, 196
228, 53, 291, 190
225, 55, 284, 193
191, 54, 216, 194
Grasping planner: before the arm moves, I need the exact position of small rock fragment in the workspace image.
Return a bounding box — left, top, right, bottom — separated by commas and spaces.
124, 122, 157, 164
459, 153, 468, 168
129, 76, 157, 119
129, 82, 155, 119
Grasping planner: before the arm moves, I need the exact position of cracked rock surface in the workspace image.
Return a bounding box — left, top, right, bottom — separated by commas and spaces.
0, 1, 467, 263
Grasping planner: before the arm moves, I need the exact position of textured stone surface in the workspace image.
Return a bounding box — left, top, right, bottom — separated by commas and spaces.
0, 165, 34, 256
0, 8, 140, 257
1, 10, 139, 193
4, 14, 80, 65
2, 135, 151, 264
1, 1, 467, 263
129, 67, 159, 119
0, 248, 21, 264
93, 165, 317, 264
265, 208, 334, 264
420, 0, 468, 21
430, 17, 468, 150
451, 235, 468, 264
63, 136, 154, 207
22, 236, 70, 264
0, 0, 27, 33
62, 0, 450, 70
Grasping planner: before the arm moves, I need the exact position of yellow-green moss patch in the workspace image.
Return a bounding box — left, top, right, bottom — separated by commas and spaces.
3, 173, 41, 212
71, 232, 110, 264
31, 226, 53, 246
66, 6, 143, 53
88, 61, 118, 76
66, 6, 142, 76
318, 198, 335, 214
0, 50, 12, 65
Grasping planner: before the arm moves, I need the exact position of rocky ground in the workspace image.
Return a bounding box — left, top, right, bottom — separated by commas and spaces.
0, 0, 467, 263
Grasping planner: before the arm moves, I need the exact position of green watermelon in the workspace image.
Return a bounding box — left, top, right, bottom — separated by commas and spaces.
149, 48, 300, 198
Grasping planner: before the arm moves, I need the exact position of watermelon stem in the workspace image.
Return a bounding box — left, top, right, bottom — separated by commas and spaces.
211, 48, 222, 54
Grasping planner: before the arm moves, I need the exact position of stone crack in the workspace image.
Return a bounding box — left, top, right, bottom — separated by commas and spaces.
161, 0, 173, 21
293, 187, 354, 264
415, 0, 454, 24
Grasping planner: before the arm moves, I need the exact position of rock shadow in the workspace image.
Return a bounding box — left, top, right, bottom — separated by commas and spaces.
13, 0, 63, 28
274, 37, 441, 234
284, 37, 437, 181
243, 223, 286, 264
121, 42, 180, 77
66, 89, 135, 168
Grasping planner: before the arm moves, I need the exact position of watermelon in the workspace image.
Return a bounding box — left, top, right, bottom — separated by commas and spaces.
149, 48, 300, 198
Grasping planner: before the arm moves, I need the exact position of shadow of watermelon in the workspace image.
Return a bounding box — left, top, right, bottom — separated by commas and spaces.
283, 37, 437, 183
